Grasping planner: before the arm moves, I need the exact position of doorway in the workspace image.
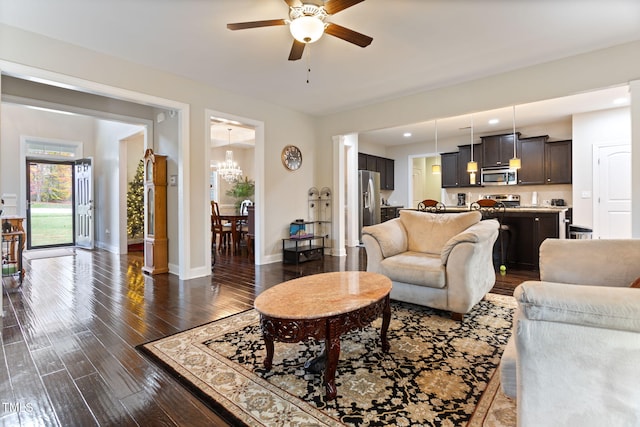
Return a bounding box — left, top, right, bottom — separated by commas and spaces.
25, 157, 94, 249
593, 143, 631, 238
26, 159, 75, 248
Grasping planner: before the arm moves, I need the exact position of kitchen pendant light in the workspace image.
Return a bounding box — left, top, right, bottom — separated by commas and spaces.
509, 105, 521, 169
218, 128, 243, 183
467, 114, 478, 184
432, 119, 441, 174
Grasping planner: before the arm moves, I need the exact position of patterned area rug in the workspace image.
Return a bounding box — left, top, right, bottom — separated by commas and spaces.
140, 294, 517, 426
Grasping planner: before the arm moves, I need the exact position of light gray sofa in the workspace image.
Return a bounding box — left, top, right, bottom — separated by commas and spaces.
500, 238, 640, 427
362, 210, 499, 319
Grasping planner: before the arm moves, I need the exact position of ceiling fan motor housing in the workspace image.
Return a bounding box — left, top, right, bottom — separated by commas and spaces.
288, 4, 328, 43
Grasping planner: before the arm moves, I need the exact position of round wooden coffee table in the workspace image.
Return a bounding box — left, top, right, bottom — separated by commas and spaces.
254, 271, 392, 400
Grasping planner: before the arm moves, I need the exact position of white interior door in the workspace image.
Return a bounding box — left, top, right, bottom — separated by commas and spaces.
74, 158, 94, 248
594, 144, 631, 239
412, 166, 424, 209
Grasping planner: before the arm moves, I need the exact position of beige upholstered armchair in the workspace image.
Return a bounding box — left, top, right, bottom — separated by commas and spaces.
362, 210, 499, 319
500, 238, 640, 427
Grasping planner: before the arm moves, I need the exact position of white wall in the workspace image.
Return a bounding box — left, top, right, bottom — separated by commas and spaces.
94, 120, 145, 253
572, 107, 631, 230
125, 132, 144, 183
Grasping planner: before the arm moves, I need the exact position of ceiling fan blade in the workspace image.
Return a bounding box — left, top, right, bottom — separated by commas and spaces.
227, 19, 286, 31
324, 0, 365, 15
324, 23, 373, 47
288, 40, 305, 61
283, 0, 302, 7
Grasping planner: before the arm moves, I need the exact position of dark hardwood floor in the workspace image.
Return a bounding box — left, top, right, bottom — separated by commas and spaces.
1, 246, 537, 426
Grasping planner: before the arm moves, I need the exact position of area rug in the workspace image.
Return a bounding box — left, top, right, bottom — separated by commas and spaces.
140, 294, 517, 426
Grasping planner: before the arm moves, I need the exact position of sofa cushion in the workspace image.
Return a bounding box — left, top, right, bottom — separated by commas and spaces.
399, 210, 482, 255
362, 219, 407, 258
379, 251, 445, 288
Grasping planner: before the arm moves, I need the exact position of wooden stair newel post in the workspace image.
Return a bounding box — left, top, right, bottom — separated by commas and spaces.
142, 149, 169, 275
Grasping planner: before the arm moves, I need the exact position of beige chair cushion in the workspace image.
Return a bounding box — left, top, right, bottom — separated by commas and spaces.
380, 251, 446, 288
399, 210, 481, 255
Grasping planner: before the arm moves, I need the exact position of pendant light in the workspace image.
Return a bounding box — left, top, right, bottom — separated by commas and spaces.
431, 119, 441, 174
467, 114, 478, 185
218, 128, 243, 183
509, 105, 521, 169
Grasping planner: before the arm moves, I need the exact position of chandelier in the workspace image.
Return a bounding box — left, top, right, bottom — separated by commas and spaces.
218, 128, 242, 183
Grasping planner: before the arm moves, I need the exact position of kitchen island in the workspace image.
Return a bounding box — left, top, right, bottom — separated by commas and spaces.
442, 205, 570, 270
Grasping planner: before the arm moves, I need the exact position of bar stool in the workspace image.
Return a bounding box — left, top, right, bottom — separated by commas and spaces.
471, 199, 510, 271
417, 199, 446, 213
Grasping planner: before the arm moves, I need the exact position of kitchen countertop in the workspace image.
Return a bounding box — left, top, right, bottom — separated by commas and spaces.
443, 205, 570, 213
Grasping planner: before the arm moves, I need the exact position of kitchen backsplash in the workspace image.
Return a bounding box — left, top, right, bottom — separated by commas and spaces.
442, 184, 572, 207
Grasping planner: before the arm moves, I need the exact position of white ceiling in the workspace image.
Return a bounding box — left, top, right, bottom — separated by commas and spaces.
360, 85, 631, 146
1, 0, 639, 145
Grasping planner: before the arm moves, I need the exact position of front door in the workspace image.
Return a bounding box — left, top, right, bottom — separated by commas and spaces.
74, 158, 94, 248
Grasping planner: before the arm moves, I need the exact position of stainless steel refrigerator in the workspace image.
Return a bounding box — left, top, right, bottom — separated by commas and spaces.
359, 170, 381, 242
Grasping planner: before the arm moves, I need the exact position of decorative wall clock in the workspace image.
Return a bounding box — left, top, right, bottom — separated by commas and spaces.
281, 145, 302, 171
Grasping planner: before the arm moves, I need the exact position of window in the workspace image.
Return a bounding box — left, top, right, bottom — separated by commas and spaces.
25, 139, 82, 159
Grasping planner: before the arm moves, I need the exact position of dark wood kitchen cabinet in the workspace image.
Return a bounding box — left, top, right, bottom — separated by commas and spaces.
358, 152, 367, 170
457, 144, 483, 187
440, 152, 459, 188
384, 158, 395, 190
545, 140, 572, 184
502, 212, 559, 269
481, 133, 520, 167
517, 135, 548, 185
358, 153, 395, 190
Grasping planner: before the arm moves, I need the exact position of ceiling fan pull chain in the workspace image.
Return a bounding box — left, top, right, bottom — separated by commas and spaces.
306, 45, 311, 84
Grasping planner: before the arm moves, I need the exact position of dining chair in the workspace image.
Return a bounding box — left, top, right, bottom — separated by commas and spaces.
417, 199, 446, 213
238, 199, 252, 237
211, 201, 232, 252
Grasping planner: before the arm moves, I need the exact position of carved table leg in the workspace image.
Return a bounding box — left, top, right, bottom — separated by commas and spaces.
324, 319, 341, 401
261, 317, 274, 371
381, 294, 391, 352
263, 336, 274, 371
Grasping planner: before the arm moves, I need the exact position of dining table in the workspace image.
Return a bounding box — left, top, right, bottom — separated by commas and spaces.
219, 214, 248, 254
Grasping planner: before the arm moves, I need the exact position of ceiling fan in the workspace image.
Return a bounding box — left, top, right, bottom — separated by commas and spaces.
227, 0, 373, 61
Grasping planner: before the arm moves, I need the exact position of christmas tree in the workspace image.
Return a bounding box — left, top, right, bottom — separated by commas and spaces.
127, 160, 144, 239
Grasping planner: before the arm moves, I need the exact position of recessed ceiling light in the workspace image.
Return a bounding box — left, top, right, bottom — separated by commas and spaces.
403, 132, 412, 137
613, 97, 629, 105
488, 118, 499, 125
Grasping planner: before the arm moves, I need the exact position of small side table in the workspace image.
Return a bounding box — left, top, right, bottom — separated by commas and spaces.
282, 235, 325, 265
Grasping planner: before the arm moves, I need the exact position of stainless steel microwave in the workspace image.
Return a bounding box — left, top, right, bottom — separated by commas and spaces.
481, 167, 517, 186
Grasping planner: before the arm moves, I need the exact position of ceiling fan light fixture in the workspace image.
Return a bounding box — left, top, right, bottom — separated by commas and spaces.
289, 15, 325, 43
